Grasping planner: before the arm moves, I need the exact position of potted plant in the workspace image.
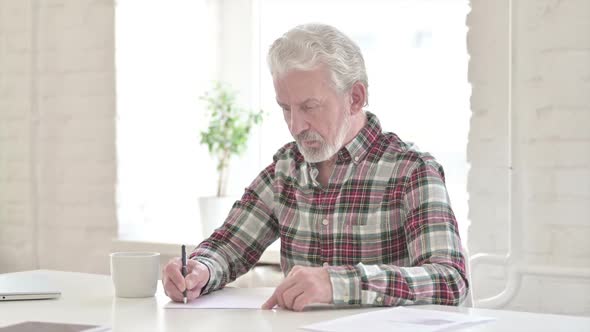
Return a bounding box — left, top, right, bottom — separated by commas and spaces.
198, 82, 264, 236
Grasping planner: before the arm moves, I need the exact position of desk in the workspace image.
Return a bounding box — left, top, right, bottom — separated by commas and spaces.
1, 270, 589, 331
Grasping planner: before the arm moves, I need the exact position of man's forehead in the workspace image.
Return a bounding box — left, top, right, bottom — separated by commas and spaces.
273, 69, 332, 105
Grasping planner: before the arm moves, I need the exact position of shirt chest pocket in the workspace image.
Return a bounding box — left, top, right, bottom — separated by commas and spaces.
338, 178, 406, 225
344, 204, 384, 227
335, 183, 387, 227
335, 186, 405, 234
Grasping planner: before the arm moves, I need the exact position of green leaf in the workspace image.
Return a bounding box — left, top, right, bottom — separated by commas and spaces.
198, 81, 267, 195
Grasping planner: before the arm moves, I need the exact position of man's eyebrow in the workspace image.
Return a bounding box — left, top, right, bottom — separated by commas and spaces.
301, 98, 321, 105
276, 100, 289, 108
276, 98, 320, 107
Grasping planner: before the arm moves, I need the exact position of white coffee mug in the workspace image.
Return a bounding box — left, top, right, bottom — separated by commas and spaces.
110, 252, 160, 298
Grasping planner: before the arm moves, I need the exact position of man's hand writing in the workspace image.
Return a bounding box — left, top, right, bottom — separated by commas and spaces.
261, 265, 333, 311
162, 258, 210, 303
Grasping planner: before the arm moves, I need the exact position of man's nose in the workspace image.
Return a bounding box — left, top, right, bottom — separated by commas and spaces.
289, 110, 309, 136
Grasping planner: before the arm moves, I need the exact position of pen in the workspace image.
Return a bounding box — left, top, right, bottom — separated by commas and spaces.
181, 244, 187, 304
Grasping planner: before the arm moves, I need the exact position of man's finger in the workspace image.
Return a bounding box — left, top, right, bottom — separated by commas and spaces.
261, 293, 278, 309
164, 261, 186, 291
272, 273, 298, 306
281, 285, 304, 310
163, 277, 184, 302
292, 292, 310, 312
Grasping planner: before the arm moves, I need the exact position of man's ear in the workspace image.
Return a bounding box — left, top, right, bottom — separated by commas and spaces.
349, 81, 367, 115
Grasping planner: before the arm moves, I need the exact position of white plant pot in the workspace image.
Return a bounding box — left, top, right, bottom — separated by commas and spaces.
198, 196, 238, 238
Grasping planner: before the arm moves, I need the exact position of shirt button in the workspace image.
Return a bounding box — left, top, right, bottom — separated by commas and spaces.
323, 262, 329, 267
322, 219, 329, 226
343, 295, 349, 302
354, 156, 359, 162
376, 296, 383, 303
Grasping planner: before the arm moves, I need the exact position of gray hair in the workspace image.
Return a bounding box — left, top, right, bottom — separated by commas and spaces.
267, 23, 369, 106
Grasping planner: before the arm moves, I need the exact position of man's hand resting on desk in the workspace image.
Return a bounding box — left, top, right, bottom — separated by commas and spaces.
262, 265, 333, 312
162, 258, 210, 302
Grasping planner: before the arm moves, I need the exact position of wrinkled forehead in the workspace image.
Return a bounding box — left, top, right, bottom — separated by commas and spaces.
273, 68, 336, 105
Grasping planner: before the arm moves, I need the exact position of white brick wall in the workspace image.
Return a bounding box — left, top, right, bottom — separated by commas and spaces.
468, 0, 590, 316
0, 0, 36, 272
0, 0, 116, 274
2, 0, 589, 314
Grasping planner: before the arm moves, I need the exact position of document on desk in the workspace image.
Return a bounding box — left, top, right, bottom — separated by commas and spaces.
164, 287, 275, 309
300, 307, 495, 332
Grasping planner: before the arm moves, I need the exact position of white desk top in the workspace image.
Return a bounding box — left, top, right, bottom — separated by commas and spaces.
0, 270, 589, 332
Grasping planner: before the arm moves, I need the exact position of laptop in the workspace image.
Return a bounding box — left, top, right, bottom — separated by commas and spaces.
0, 273, 61, 301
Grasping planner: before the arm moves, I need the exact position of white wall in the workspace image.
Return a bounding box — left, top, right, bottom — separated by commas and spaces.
467, 0, 590, 316
0, 0, 116, 274
2, 0, 589, 316
1, 0, 36, 272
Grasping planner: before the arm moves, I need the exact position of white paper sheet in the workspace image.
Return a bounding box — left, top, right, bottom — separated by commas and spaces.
164, 287, 275, 309
300, 307, 495, 332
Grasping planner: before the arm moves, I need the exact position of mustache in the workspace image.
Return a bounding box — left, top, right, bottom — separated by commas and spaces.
296, 130, 324, 142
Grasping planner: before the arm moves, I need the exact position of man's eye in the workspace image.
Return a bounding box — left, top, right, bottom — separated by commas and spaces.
302, 105, 316, 111
282, 107, 291, 112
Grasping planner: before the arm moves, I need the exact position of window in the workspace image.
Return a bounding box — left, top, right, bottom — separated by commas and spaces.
116, 0, 218, 243
116, 0, 470, 243
258, 0, 471, 239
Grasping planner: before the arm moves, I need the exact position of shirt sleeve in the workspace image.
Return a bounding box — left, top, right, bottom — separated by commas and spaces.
189, 163, 279, 294
327, 160, 469, 306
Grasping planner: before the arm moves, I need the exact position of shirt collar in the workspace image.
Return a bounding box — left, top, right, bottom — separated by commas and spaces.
340, 111, 382, 164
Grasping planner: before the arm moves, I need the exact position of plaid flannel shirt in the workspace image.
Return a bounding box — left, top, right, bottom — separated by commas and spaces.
191, 111, 469, 306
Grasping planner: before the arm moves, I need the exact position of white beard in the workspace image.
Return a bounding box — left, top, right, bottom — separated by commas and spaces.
295, 114, 351, 163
